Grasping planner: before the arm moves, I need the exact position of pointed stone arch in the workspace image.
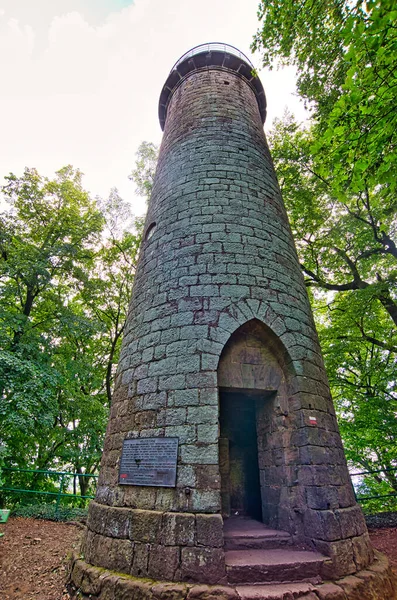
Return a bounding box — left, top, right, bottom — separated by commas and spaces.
217, 317, 295, 389
217, 318, 298, 529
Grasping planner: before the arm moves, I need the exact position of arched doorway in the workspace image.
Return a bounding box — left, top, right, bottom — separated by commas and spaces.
217, 319, 292, 526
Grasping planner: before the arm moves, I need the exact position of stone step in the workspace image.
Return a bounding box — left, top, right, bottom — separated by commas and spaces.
236, 582, 316, 599
225, 548, 326, 585
224, 518, 292, 551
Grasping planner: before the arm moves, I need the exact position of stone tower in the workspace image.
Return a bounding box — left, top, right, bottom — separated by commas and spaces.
70, 43, 397, 599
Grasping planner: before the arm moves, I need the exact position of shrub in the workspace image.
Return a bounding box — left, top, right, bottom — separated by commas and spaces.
12, 503, 88, 522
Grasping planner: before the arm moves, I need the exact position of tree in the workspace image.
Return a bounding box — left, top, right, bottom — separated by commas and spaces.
129, 141, 159, 203
269, 114, 397, 334
264, 97, 397, 494
0, 166, 103, 350
253, 0, 397, 196
318, 293, 397, 490
81, 189, 143, 405
0, 167, 142, 497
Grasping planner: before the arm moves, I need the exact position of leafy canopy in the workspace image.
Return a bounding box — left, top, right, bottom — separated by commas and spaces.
253, 0, 397, 196
255, 0, 397, 503
0, 167, 141, 499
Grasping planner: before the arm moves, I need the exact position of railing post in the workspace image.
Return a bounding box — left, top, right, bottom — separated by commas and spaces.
56, 473, 65, 518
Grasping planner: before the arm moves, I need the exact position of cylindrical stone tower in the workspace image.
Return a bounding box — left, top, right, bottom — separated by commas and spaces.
70, 44, 397, 599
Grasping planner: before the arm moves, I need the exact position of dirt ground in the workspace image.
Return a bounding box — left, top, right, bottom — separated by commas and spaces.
0, 517, 396, 600
368, 526, 397, 570
0, 517, 82, 600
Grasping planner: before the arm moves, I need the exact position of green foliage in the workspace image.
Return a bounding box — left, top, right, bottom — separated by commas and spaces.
12, 502, 88, 522
129, 141, 159, 203
318, 293, 397, 486
0, 167, 142, 493
264, 25, 397, 499
354, 472, 397, 515
269, 115, 397, 326
253, 0, 397, 197
268, 113, 397, 494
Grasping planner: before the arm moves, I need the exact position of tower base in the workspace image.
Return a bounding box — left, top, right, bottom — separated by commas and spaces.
68, 550, 397, 600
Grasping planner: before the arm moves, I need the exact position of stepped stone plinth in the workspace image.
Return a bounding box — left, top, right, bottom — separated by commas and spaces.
69, 42, 397, 600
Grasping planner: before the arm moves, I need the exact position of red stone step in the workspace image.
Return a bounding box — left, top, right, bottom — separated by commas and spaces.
236, 582, 316, 599
224, 517, 292, 550
225, 548, 326, 585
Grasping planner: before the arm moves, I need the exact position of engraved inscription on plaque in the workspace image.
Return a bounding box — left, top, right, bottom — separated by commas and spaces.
119, 437, 179, 487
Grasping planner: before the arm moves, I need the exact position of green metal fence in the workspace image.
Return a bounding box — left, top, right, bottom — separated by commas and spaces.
350, 466, 397, 506
0, 467, 98, 516
1, 464, 396, 516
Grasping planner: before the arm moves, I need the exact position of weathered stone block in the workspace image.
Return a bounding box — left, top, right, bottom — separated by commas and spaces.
177, 465, 196, 487
315, 582, 346, 600
186, 372, 217, 388
158, 374, 186, 390
148, 544, 180, 580
130, 509, 162, 543
181, 443, 218, 465
115, 576, 152, 600
158, 408, 187, 426
337, 484, 357, 508
130, 542, 150, 577
137, 378, 158, 394
191, 490, 221, 512
314, 538, 356, 578
87, 500, 108, 535
148, 357, 178, 377
197, 424, 218, 443
97, 573, 119, 600
151, 582, 189, 600
195, 465, 221, 490
306, 486, 340, 510
89, 533, 133, 574
104, 506, 131, 539
199, 387, 218, 405
335, 506, 367, 538
165, 424, 196, 444
196, 514, 223, 547
303, 508, 342, 542
352, 533, 374, 570
169, 388, 200, 407
337, 575, 373, 600
179, 547, 226, 584
161, 512, 196, 546
187, 405, 218, 424
70, 559, 86, 590
109, 538, 134, 573
186, 585, 238, 600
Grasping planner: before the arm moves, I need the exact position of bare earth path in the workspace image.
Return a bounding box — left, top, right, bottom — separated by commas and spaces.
0, 517, 81, 600
0, 517, 396, 600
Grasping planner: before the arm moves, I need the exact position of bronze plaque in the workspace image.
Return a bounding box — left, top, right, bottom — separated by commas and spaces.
119, 437, 179, 487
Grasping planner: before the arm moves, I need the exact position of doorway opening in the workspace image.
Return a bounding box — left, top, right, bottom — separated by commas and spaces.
219, 388, 262, 521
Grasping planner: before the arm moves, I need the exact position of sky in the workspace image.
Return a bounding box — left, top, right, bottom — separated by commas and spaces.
0, 0, 307, 217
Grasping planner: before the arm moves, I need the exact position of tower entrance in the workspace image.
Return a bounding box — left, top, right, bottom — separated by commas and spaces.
217, 319, 288, 528
219, 389, 262, 520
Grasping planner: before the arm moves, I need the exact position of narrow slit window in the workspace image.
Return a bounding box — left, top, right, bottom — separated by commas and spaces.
145, 222, 156, 241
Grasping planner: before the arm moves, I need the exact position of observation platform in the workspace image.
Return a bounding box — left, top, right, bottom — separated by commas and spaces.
159, 42, 267, 130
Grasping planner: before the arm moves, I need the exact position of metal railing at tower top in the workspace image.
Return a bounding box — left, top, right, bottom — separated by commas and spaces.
170, 42, 254, 73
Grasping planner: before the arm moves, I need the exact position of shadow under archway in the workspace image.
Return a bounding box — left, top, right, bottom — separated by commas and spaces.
217, 319, 294, 529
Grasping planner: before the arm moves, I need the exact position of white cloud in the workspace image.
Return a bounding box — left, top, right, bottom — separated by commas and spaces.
0, 0, 307, 217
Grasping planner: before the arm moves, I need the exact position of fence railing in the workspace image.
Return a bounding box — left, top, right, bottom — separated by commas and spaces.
1, 465, 396, 513
350, 466, 397, 504
0, 467, 98, 515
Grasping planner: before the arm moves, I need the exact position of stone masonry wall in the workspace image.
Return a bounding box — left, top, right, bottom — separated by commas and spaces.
83, 65, 374, 582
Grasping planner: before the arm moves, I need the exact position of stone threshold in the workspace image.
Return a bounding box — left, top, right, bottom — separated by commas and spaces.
68, 550, 397, 599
